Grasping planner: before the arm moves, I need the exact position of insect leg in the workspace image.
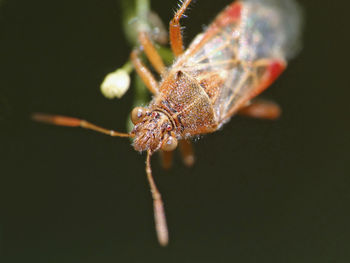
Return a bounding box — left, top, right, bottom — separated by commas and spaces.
160, 150, 174, 170
130, 50, 159, 95
238, 99, 281, 120
138, 32, 166, 75
146, 151, 169, 246
32, 113, 132, 137
169, 0, 192, 57
179, 139, 195, 167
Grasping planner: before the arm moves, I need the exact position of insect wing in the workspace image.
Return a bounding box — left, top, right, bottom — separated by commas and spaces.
175, 0, 302, 123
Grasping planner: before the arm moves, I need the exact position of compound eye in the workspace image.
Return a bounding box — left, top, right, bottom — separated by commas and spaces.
131, 107, 147, 124
161, 136, 178, 152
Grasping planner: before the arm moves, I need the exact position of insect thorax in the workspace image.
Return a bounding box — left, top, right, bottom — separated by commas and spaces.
155, 70, 218, 138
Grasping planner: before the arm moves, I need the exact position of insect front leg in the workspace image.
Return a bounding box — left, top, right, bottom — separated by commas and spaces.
169, 0, 193, 57
160, 150, 174, 170
179, 139, 195, 167
130, 49, 159, 95
137, 32, 166, 75
238, 99, 281, 120
160, 140, 195, 169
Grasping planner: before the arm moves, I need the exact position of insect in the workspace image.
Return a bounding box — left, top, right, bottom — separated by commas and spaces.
33, 0, 302, 246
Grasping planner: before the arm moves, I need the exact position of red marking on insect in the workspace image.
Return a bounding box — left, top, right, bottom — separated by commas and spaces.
266, 61, 286, 86
33, 0, 302, 246
218, 2, 242, 27
247, 60, 286, 101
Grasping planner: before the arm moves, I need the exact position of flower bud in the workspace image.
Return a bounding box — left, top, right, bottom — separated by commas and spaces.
100, 69, 131, 99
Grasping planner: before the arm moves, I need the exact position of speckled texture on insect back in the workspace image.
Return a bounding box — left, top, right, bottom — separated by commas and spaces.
133, 0, 301, 153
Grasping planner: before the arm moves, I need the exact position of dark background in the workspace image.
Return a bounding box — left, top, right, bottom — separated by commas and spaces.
1, 0, 349, 262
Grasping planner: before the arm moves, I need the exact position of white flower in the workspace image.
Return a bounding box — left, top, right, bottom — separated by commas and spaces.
100, 69, 131, 99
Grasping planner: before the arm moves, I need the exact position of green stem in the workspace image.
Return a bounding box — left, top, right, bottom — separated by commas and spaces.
119, 0, 174, 132
136, 0, 150, 21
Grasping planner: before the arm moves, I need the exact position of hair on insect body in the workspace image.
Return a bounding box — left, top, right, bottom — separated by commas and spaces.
33, 0, 302, 246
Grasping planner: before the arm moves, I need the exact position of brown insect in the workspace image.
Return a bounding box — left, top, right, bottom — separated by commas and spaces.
33, 0, 302, 246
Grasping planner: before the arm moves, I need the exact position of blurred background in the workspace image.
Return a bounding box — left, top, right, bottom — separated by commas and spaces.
0, 0, 349, 262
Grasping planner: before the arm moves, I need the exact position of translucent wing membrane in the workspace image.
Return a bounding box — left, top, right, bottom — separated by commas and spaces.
241, 0, 303, 60
173, 0, 302, 123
